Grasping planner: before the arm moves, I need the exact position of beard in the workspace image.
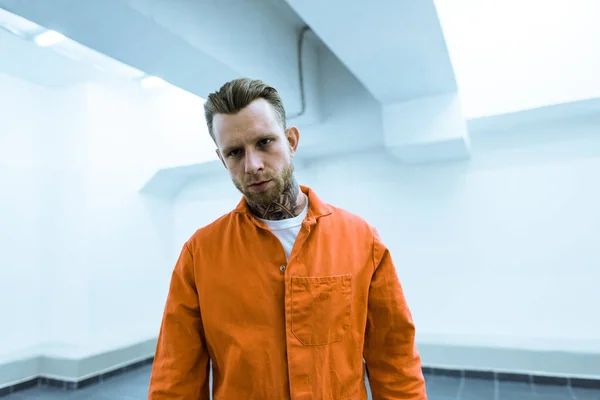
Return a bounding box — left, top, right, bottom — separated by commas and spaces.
232, 160, 295, 207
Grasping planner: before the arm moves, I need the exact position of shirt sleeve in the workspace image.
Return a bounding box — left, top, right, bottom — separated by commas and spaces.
363, 227, 427, 399
148, 242, 211, 399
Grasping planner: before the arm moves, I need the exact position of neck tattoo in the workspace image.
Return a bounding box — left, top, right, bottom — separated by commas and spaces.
249, 178, 305, 221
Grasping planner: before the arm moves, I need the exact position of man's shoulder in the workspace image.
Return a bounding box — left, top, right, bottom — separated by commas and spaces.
327, 203, 377, 234
185, 210, 238, 249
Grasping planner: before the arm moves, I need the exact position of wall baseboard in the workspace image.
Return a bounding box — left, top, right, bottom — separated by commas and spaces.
0, 357, 154, 397
1, 339, 600, 397
0, 338, 157, 394
417, 341, 600, 379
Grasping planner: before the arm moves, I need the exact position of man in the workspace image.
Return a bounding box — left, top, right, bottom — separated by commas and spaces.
148, 78, 427, 399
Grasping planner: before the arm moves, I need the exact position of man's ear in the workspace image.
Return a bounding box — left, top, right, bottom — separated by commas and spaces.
285, 126, 300, 156
216, 149, 227, 169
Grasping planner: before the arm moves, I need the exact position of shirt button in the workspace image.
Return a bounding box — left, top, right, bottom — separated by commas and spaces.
280, 265, 286, 272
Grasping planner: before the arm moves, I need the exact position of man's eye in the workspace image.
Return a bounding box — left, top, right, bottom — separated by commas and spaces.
259, 139, 272, 146
228, 149, 241, 157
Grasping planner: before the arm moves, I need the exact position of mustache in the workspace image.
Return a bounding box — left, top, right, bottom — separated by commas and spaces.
244, 176, 272, 186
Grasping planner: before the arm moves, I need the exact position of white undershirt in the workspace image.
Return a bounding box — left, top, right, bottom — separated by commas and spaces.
258, 194, 309, 260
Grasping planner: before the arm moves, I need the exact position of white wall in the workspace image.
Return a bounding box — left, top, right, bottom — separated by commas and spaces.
0, 72, 45, 362
76, 81, 172, 356
38, 84, 92, 354
301, 121, 600, 353
0, 68, 212, 361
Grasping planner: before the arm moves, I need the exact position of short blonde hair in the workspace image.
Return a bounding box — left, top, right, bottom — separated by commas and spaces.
204, 78, 286, 141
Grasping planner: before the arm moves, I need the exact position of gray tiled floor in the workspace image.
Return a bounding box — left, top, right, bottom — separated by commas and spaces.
2, 365, 599, 399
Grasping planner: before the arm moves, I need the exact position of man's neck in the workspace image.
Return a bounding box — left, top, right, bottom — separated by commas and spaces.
249, 180, 306, 221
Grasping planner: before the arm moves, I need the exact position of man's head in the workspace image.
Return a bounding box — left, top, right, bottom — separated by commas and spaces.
204, 78, 300, 207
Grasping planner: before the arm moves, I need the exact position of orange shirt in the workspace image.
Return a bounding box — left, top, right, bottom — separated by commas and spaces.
148, 186, 427, 399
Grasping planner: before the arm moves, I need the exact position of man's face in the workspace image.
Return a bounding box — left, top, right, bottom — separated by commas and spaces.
213, 98, 299, 206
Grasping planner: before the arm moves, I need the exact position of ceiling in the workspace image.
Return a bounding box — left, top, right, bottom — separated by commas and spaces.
0, 16, 116, 87
2, 0, 598, 116
1, 0, 599, 197
282, 0, 457, 104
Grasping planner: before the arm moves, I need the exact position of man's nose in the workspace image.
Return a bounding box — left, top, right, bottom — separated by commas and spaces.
245, 150, 264, 174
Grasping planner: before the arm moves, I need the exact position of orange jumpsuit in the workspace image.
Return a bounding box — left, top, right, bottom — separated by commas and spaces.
148, 186, 427, 399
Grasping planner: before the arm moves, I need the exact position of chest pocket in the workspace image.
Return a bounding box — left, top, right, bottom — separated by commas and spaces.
290, 274, 352, 346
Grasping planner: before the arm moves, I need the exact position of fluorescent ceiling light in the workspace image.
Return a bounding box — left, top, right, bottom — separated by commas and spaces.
0, 8, 190, 93
141, 76, 167, 89
34, 30, 66, 47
